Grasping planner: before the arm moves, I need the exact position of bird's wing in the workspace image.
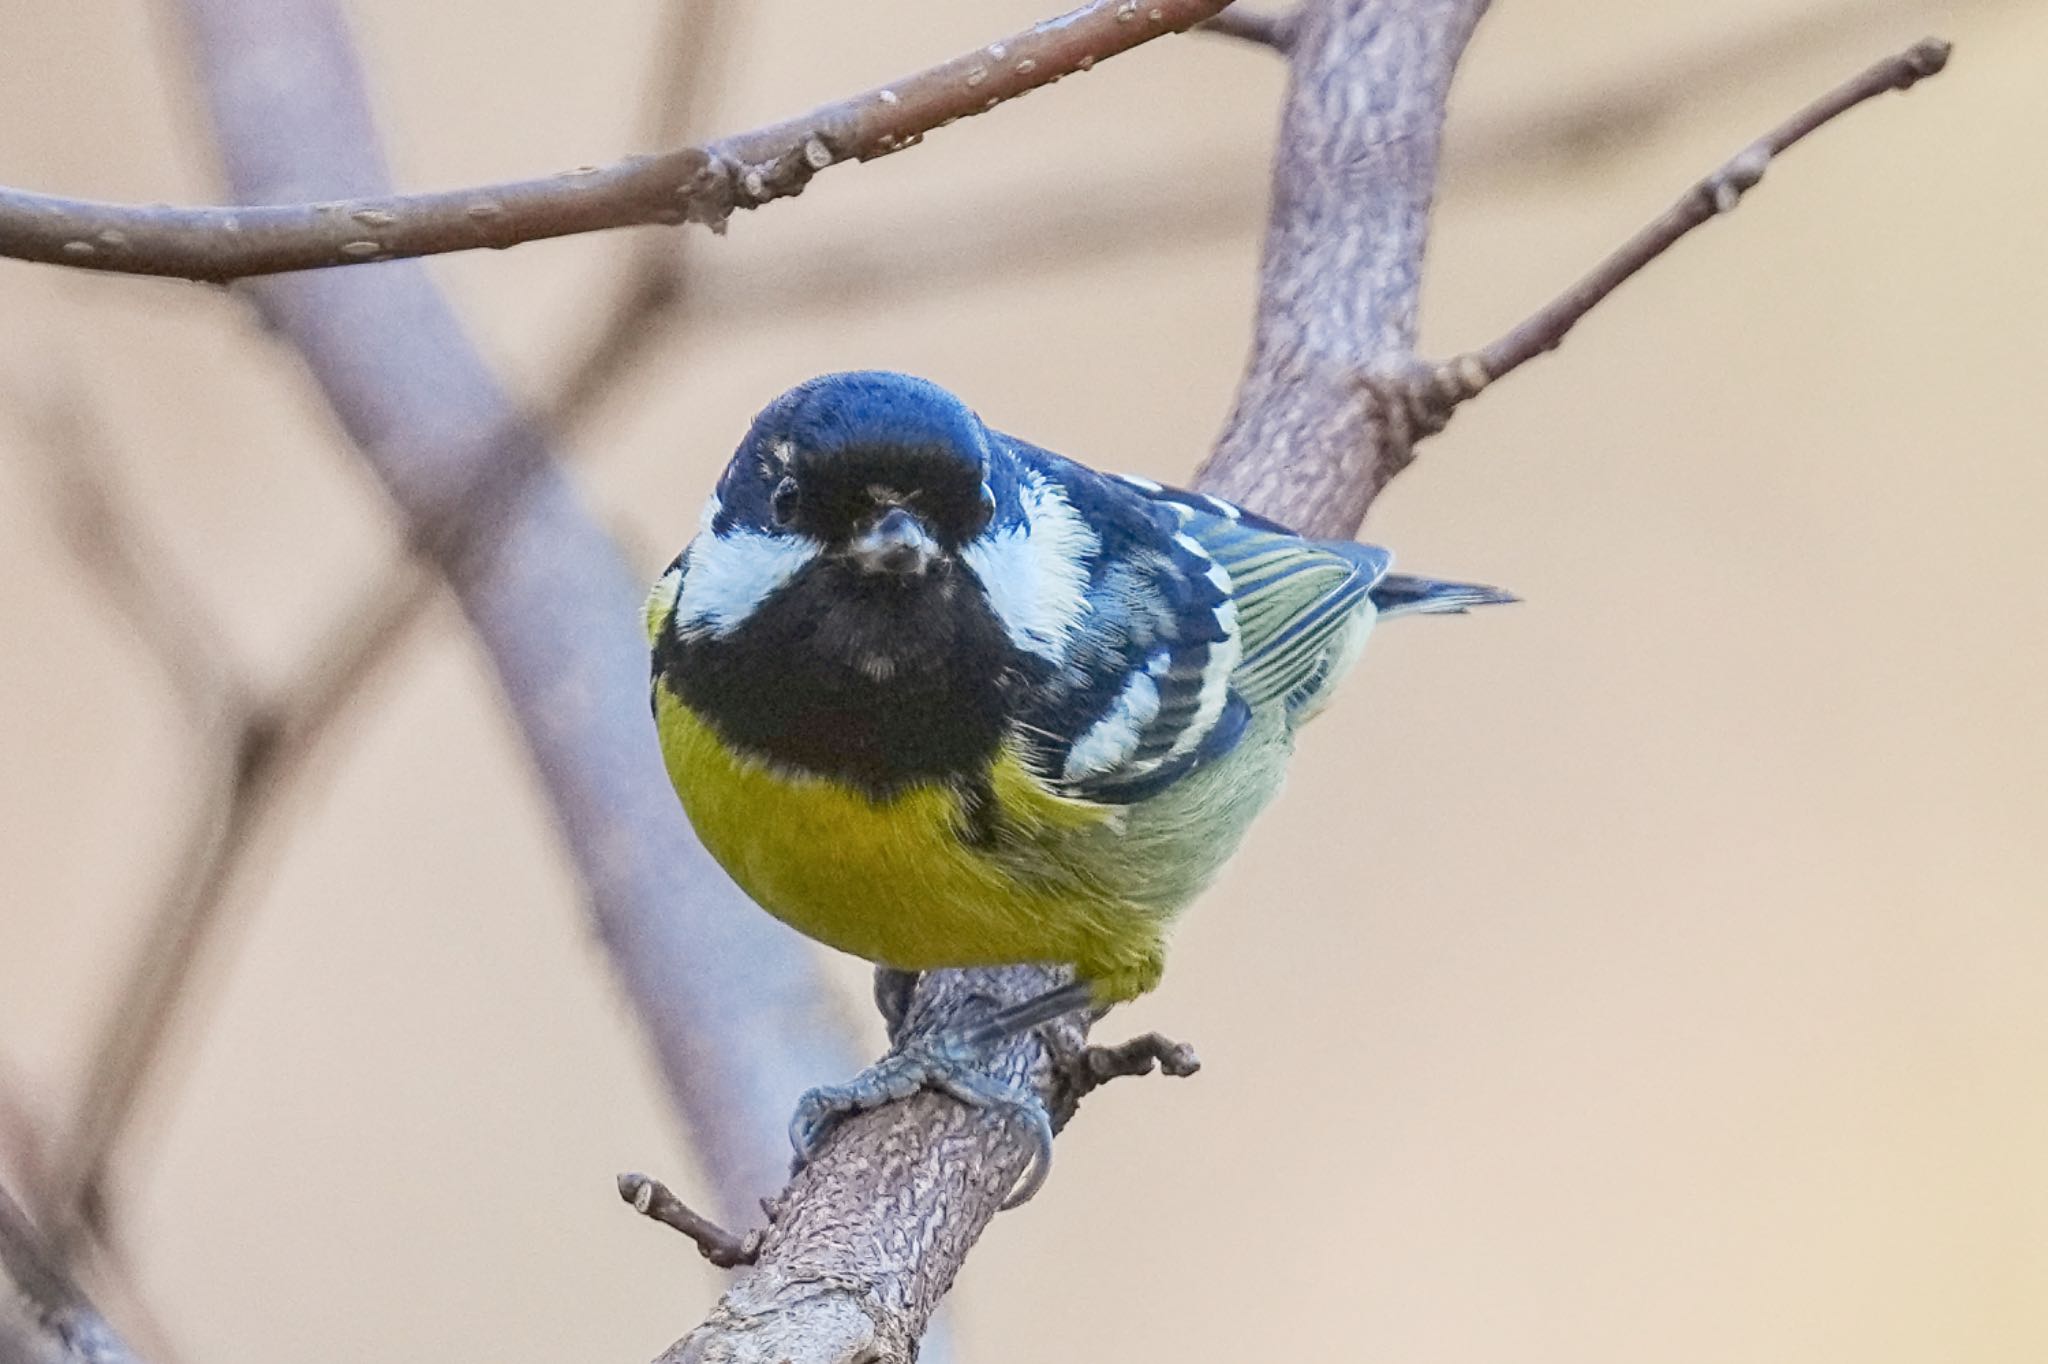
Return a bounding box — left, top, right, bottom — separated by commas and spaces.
987, 442, 1250, 804
989, 445, 1392, 804
1106, 477, 1391, 713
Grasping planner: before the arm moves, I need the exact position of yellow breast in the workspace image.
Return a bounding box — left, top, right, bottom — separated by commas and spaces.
652, 685, 1161, 988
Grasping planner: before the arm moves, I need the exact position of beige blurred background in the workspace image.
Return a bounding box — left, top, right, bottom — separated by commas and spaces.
2, 0, 2043, 1360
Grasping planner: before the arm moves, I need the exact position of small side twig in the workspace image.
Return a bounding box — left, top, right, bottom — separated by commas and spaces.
1415, 36, 1954, 415
1061, 1032, 1202, 1104
617, 1173, 762, 1269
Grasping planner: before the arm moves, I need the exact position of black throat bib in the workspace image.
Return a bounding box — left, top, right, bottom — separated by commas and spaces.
660, 557, 1024, 800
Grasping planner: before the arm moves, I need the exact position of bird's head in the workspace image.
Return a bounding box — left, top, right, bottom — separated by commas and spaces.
722, 369, 995, 562
664, 371, 1016, 644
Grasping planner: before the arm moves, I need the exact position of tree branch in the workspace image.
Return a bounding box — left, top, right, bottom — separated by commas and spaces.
618, 1173, 762, 1270
0, 0, 1230, 282
662, 970, 1106, 1364
1413, 36, 1953, 417
1194, 0, 1493, 536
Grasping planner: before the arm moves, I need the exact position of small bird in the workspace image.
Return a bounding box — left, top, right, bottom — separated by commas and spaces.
646, 371, 1512, 1202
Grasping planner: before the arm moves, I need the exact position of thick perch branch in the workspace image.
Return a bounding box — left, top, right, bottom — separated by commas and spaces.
0, 0, 1228, 282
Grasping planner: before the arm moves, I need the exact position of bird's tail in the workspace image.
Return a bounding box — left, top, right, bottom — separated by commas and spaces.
1369, 573, 1520, 618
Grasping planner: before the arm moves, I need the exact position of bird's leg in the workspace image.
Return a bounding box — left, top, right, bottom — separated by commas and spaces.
956, 978, 1097, 1046
789, 977, 1099, 1208
872, 965, 920, 1046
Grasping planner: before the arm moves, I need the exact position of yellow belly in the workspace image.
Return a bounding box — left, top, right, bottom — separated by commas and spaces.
653, 685, 1165, 995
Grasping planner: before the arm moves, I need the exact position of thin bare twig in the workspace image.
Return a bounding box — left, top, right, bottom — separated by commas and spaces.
8, 390, 268, 1253
677, 0, 1996, 333
17, 394, 251, 729
1062, 1032, 1202, 1102
1415, 37, 1954, 415
0, 0, 1230, 281
617, 1173, 762, 1269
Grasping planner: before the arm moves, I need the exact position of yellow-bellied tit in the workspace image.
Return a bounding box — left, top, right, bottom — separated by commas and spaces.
645, 371, 1513, 1202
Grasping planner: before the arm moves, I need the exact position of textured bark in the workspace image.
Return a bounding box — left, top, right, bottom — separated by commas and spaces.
665, 969, 1083, 1364
1198, 0, 1491, 536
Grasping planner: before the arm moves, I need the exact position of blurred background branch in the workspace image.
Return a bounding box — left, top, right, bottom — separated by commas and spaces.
163, 0, 852, 1234
0, 1184, 146, 1364
8, 0, 744, 1275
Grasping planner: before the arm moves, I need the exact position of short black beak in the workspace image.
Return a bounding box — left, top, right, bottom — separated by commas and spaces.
848, 506, 938, 575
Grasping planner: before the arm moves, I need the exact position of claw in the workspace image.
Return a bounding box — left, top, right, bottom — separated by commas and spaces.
788, 1028, 1057, 1208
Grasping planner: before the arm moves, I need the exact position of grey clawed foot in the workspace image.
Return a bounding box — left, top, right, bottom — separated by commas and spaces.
788, 1025, 1057, 1209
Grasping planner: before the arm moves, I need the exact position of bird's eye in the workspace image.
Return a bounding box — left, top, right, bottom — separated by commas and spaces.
977, 481, 996, 524
770, 477, 801, 529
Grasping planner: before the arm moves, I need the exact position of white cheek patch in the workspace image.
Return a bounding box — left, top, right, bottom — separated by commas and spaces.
1062, 671, 1162, 782
963, 470, 1099, 660
672, 498, 819, 638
